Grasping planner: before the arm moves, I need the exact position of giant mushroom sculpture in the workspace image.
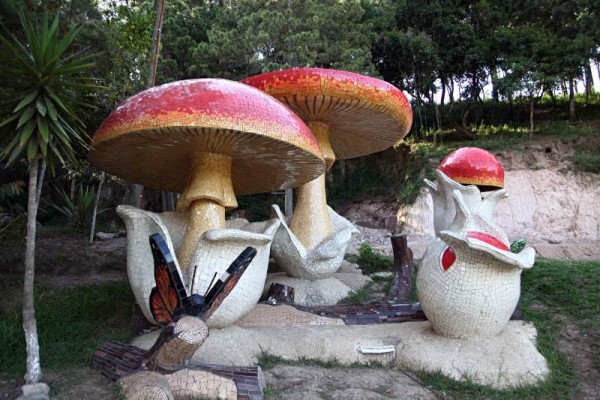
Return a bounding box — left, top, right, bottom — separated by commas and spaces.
89, 79, 324, 271
242, 68, 412, 279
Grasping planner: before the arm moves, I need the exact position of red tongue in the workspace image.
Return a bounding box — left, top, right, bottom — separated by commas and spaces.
467, 231, 510, 251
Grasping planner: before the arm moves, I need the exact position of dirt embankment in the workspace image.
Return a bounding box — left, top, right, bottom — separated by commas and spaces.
343, 136, 600, 260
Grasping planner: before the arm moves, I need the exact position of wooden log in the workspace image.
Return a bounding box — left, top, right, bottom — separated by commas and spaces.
295, 301, 522, 325
388, 235, 414, 302
91, 316, 264, 399
265, 283, 295, 304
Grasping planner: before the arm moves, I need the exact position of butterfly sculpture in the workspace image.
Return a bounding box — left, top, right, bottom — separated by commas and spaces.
148, 233, 256, 326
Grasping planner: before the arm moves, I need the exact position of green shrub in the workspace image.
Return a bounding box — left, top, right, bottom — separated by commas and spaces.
356, 242, 393, 274
46, 184, 108, 231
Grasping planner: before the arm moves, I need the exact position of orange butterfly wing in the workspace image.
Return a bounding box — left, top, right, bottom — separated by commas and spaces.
149, 261, 179, 326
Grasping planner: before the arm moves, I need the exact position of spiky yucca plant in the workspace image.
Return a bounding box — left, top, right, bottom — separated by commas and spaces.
0, 8, 100, 386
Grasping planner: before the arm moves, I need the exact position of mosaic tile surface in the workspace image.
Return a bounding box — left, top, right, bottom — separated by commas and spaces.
241, 68, 413, 160
424, 170, 508, 236
89, 79, 324, 196
417, 170, 535, 339
439, 147, 505, 190
270, 204, 358, 280
117, 205, 280, 328
235, 304, 345, 327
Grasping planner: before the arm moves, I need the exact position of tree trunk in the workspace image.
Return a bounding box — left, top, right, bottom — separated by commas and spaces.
448, 77, 455, 103
584, 60, 593, 105
89, 172, 106, 244
23, 157, 41, 384
561, 81, 568, 97
568, 78, 576, 122
491, 67, 499, 102
148, 0, 166, 87
35, 160, 46, 207
529, 95, 535, 139
70, 176, 76, 201
144, 0, 167, 211
388, 235, 414, 302
440, 76, 446, 106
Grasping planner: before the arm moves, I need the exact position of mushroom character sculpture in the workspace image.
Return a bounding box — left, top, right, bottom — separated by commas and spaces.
425, 147, 508, 235
417, 148, 535, 338
89, 79, 324, 327
243, 68, 412, 281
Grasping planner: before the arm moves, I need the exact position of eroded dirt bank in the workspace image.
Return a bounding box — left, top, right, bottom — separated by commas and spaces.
343, 137, 600, 260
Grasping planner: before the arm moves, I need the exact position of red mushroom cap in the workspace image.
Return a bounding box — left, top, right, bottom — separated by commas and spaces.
438, 147, 504, 190
242, 68, 413, 160
89, 79, 324, 195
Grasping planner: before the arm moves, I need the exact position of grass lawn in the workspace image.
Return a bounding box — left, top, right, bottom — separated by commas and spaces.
0, 282, 134, 381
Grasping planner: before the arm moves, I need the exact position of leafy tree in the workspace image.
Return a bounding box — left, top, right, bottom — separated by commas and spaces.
187, 0, 377, 80
0, 7, 100, 387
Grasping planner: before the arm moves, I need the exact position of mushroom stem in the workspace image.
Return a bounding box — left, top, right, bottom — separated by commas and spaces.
310, 121, 336, 170
177, 199, 226, 271
289, 121, 335, 250
290, 174, 333, 251
289, 173, 334, 251
176, 152, 237, 271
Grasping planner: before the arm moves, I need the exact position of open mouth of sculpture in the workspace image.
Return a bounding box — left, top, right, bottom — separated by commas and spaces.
466, 231, 510, 251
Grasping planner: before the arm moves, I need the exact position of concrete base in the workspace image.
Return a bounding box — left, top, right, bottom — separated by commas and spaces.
133, 321, 549, 389
264, 273, 372, 306
16, 383, 50, 400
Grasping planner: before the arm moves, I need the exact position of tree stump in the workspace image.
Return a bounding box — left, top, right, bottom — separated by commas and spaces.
388, 234, 414, 302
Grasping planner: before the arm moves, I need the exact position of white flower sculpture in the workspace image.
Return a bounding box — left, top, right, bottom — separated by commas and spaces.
417, 171, 535, 339
118, 205, 280, 328
270, 204, 358, 280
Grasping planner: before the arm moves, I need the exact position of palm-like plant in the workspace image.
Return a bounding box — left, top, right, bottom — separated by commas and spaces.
0, 8, 100, 388
0, 11, 98, 167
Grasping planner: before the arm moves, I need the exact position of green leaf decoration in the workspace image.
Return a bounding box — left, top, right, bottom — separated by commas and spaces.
510, 239, 527, 254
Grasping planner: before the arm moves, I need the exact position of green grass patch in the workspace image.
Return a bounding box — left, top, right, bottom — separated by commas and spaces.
256, 349, 384, 371
355, 242, 393, 274
339, 282, 377, 304
418, 259, 599, 399
0, 283, 135, 379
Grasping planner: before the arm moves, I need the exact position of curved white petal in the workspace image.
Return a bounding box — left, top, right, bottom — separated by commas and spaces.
270, 204, 358, 280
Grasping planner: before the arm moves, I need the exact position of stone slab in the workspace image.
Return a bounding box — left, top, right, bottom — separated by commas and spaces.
133, 321, 548, 389
264, 274, 353, 306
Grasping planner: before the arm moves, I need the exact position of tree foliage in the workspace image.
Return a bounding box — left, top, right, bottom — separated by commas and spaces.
0, 9, 101, 169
